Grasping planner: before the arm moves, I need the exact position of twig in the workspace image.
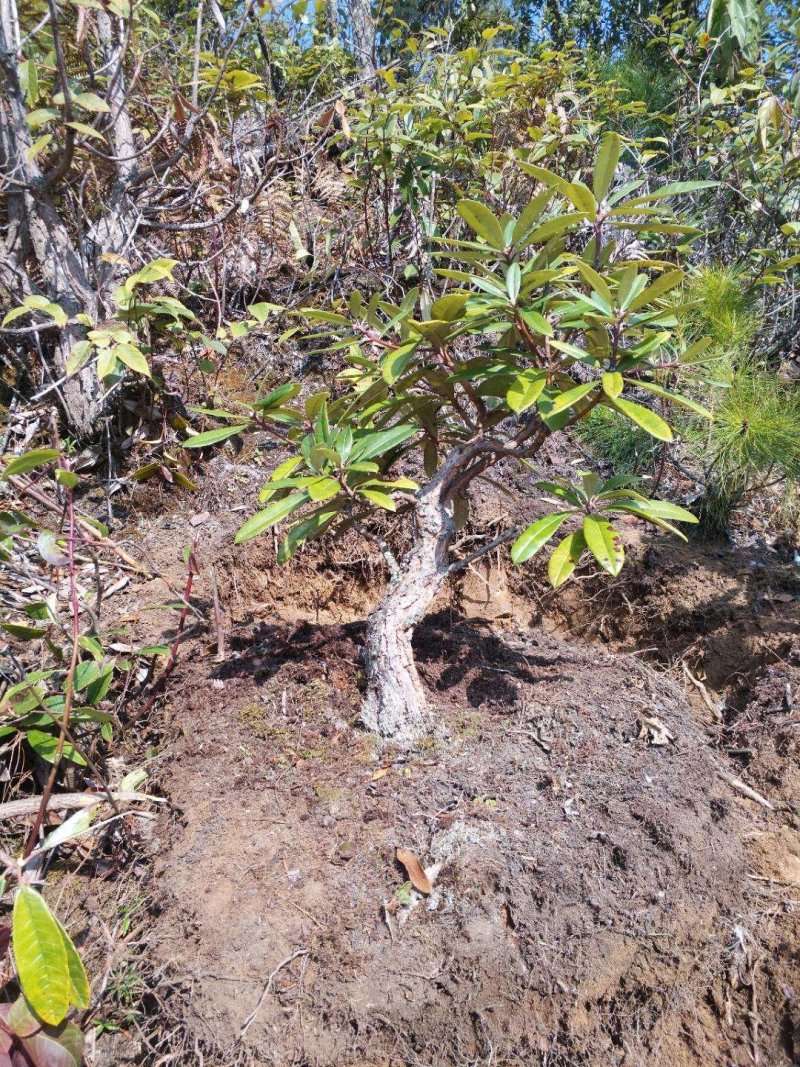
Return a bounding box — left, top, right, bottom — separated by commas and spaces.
24, 464, 82, 857
211, 564, 225, 662
682, 662, 724, 721
715, 768, 774, 811
0, 791, 165, 822
135, 543, 199, 718
239, 947, 309, 1039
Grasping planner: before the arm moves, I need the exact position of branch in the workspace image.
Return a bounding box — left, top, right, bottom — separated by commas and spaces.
447, 527, 519, 575
349, 512, 400, 579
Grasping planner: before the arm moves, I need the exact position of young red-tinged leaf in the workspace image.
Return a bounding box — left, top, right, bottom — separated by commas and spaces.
548, 530, 586, 589
583, 515, 625, 576
511, 512, 572, 564
609, 396, 673, 441
234, 493, 308, 543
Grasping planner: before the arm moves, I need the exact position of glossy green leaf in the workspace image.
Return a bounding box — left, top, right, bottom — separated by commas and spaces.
307, 477, 340, 502
511, 512, 571, 564
350, 424, 417, 462
626, 380, 712, 417
583, 515, 625, 576
548, 530, 586, 589
234, 493, 308, 543
358, 489, 397, 511
627, 269, 684, 310
601, 372, 623, 398
456, 200, 506, 249
549, 380, 599, 415
506, 369, 547, 413
609, 396, 673, 441
183, 423, 249, 448
3, 449, 61, 478
13, 887, 71, 1026
594, 131, 622, 201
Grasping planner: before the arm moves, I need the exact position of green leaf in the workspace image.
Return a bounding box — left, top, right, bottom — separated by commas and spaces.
358, 489, 397, 511
381, 342, 418, 385
430, 294, 469, 322
519, 309, 553, 336
55, 915, 90, 1010
609, 396, 673, 441
456, 200, 506, 249
350, 424, 417, 462
563, 181, 597, 216
1, 622, 47, 640
248, 301, 282, 322
307, 477, 340, 502
594, 131, 622, 201
527, 212, 589, 243
512, 189, 555, 245
625, 380, 712, 418
549, 380, 599, 415
13, 887, 71, 1026
506, 262, 521, 304
66, 121, 106, 140
601, 371, 623, 398
617, 498, 698, 524
255, 382, 300, 409
511, 512, 571, 564
3, 449, 61, 478
234, 493, 308, 543
627, 269, 684, 310
548, 530, 586, 589
583, 516, 625, 576
506, 370, 547, 413
114, 343, 150, 377
26, 731, 86, 766
613, 180, 716, 209
183, 423, 249, 448
72, 91, 110, 113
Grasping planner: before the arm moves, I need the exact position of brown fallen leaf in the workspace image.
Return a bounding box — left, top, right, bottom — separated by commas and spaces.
371, 768, 390, 781
396, 847, 432, 894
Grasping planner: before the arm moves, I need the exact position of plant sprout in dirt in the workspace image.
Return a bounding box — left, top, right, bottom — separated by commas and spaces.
217, 135, 715, 743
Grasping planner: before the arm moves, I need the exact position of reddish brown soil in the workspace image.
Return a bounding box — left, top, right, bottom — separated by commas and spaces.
85, 472, 800, 1067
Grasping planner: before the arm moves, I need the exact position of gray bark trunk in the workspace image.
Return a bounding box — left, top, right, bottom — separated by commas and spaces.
348, 0, 375, 76
361, 450, 460, 744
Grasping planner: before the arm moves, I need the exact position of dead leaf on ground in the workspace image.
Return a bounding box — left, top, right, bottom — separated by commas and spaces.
638, 715, 676, 746
396, 847, 432, 894
371, 767, 390, 781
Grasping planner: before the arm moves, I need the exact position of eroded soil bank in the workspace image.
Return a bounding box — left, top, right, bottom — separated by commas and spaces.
80, 488, 800, 1067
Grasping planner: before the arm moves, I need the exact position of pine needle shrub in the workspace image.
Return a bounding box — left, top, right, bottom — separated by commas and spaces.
699, 367, 800, 535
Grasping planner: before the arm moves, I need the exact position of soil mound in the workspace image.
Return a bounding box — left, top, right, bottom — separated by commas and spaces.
120, 620, 788, 1066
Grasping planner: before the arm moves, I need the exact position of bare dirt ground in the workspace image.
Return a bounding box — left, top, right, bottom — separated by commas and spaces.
67, 473, 800, 1067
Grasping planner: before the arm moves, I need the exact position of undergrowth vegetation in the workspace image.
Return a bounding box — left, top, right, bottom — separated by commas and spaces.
0, 0, 798, 1058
